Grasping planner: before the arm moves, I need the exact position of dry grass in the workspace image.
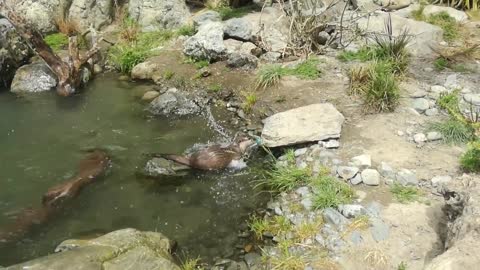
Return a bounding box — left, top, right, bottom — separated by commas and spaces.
54, 16, 80, 36
364, 248, 389, 268
293, 218, 324, 242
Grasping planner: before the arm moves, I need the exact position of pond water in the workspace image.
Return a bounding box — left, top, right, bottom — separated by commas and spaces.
0, 74, 265, 266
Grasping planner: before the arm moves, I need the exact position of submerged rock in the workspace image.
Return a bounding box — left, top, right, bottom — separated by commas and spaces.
261, 103, 345, 147
148, 88, 202, 116
11, 62, 57, 93
128, 0, 190, 31
144, 157, 190, 177
9, 228, 180, 270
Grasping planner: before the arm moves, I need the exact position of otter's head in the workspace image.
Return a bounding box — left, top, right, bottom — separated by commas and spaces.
233, 133, 256, 153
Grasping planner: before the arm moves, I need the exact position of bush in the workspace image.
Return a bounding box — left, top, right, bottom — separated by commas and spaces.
44, 33, 69, 51
310, 176, 354, 209
461, 141, 480, 172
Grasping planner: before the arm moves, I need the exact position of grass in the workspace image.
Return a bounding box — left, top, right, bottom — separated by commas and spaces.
214, 4, 258, 20
249, 215, 292, 240
177, 24, 196, 36
429, 119, 474, 144
427, 12, 459, 42
434, 57, 449, 71
207, 83, 222, 93
294, 218, 324, 242
390, 183, 421, 203
460, 141, 480, 172
242, 92, 258, 113
184, 57, 210, 69
256, 58, 321, 89
181, 257, 204, 270
108, 44, 149, 73
163, 70, 175, 80
263, 165, 312, 193
310, 176, 355, 209
44, 33, 69, 51
362, 61, 400, 113
398, 261, 408, 270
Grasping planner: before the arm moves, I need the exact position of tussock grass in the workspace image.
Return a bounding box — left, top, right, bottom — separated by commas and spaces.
249, 215, 292, 240
310, 176, 354, 209
461, 141, 480, 172
181, 257, 204, 270
263, 165, 312, 193
427, 12, 459, 42
255, 64, 287, 89
429, 119, 474, 144
108, 44, 149, 73
390, 183, 421, 203
44, 33, 69, 51
177, 24, 196, 36
294, 218, 324, 242
363, 61, 400, 113
242, 92, 258, 113
207, 83, 222, 93
434, 57, 450, 71
256, 59, 321, 89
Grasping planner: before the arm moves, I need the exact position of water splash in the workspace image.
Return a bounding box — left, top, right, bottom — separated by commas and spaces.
203, 106, 231, 141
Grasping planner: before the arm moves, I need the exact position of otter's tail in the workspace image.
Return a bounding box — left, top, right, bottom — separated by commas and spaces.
147, 153, 192, 167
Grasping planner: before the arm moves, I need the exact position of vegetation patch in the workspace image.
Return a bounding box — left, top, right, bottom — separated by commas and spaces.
310, 175, 355, 209
256, 58, 321, 89
213, 4, 259, 20
249, 215, 292, 240
390, 183, 421, 203
434, 57, 450, 71
207, 83, 222, 93
177, 24, 196, 36
460, 141, 480, 172
242, 92, 258, 113
44, 33, 69, 51
181, 257, 204, 270
263, 165, 312, 193
429, 119, 474, 144
184, 57, 210, 69
411, 8, 459, 42
163, 70, 175, 80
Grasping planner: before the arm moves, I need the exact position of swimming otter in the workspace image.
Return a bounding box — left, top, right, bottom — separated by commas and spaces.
153, 134, 256, 171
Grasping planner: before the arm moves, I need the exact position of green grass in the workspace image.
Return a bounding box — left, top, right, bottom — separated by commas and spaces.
255, 59, 321, 89
460, 141, 480, 172
249, 215, 292, 240
363, 61, 400, 113
242, 92, 258, 113
207, 83, 222, 93
263, 165, 312, 193
215, 4, 258, 20
338, 47, 377, 62
437, 91, 461, 115
390, 183, 421, 203
177, 24, 196, 36
427, 12, 459, 42
181, 257, 204, 270
429, 119, 474, 144
163, 70, 175, 80
184, 57, 210, 69
310, 176, 354, 209
411, 5, 425, 21
398, 261, 408, 270
434, 57, 449, 71
44, 33, 68, 51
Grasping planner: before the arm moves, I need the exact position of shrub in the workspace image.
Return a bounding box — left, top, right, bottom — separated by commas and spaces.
310, 176, 354, 209
460, 141, 480, 172
44, 33, 69, 51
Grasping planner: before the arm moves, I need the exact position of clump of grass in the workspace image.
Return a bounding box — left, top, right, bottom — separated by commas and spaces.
338, 47, 377, 62
285, 58, 321, 79
294, 218, 324, 242
427, 12, 459, 42
390, 183, 421, 203
460, 141, 480, 172
429, 119, 474, 144
310, 176, 354, 209
120, 17, 139, 42
434, 57, 450, 71
215, 4, 258, 20
208, 83, 222, 93
249, 215, 292, 240
184, 57, 210, 69
364, 61, 400, 113
348, 65, 370, 96
242, 92, 258, 113
181, 257, 204, 270
256, 59, 321, 89
398, 261, 408, 270
108, 44, 149, 73
263, 165, 312, 193
411, 5, 425, 21
44, 33, 69, 51
163, 70, 175, 80
177, 24, 196, 36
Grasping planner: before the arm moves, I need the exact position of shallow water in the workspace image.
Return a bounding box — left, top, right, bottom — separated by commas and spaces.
0, 74, 264, 266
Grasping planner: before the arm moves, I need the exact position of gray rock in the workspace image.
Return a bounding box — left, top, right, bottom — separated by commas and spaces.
192, 10, 221, 28
128, 0, 190, 31
410, 90, 427, 98
11, 62, 57, 93
183, 22, 226, 61
337, 166, 359, 180
370, 217, 389, 242
8, 0, 67, 33
445, 73, 460, 90
425, 108, 439, 116
294, 148, 308, 157
350, 230, 363, 245
361, 169, 381, 186
144, 157, 190, 177
324, 140, 340, 149
0, 19, 31, 86
412, 98, 430, 112
338, 204, 367, 218
260, 52, 282, 63
423, 5, 468, 22
315, 234, 325, 246
396, 169, 418, 186
317, 31, 330, 45
430, 85, 448, 94
431, 175, 452, 187
68, 0, 113, 31
226, 53, 258, 69
223, 39, 244, 54
224, 18, 253, 41
350, 174, 363, 185
379, 162, 396, 180
300, 197, 313, 211
244, 252, 262, 268
239, 42, 261, 57
142, 91, 160, 101
351, 154, 371, 169
261, 103, 345, 147
427, 131, 443, 141
323, 208, 350, 230
414, 133, 427, 143
148, 88, 202, 116
11, 229, 180, 270
242, 7, 289, 52
226, 261, 248, 270
464, 94, 480, 106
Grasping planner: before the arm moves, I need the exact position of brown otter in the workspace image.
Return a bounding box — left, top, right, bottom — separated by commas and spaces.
153, 134, 256, 171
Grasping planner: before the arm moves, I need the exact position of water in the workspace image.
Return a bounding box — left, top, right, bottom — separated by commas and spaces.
0, 74, 264, 266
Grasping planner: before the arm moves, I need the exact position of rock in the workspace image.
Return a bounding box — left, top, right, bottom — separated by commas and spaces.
463, 94, 480, 106
425, 108, 439, 116
239, 42, 262, 57
294, 148, 308, 157
183, 22, 226, 62
93, 64, 103, 74
324, 140, 340, 149
361, 169, 381, 186
379, 162, 396, 180
396, 168, 418, 186
142, 91, 160, 101
357, 12, 443, 57
365, 201, 382, 217
10, 229, 180, 270
370, 217, 390, 242
337, 166, 359, 180
316, 31, 330, 45
323, 208, 349, 230
349, 230, 363, 245
8, 0, 67, 33
144, 158, 190, 177
414, 133, 427, 143
148, 88, 202, 116
295, 186, 311, 197
0, 18, 31, 87
351, 154, 371, 169
224, 39, 244, 54
260, 52, 282, 63
261, 103, 345, 147
423, 5, 468, 22
128, 0, 190, 31
430, 85, 448, 94
410, 90, 427, 98
11, 62, 57, 93
300, 197, 313, 211
445, 74, 460, 90
224, 18, 253, 41
339, 204, 367, 218
431, 175, 452, 187
68, 0, 113, 31
412, 98, 430, 112
226, 53, 258, 69
193, 10, 221, 28
350, 174, 363, 185
131, 60, 164, 80
427, 131, 443, 141
244, 252, 262, 268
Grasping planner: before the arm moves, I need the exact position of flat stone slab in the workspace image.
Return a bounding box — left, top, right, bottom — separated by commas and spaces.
261, 103, 345, 147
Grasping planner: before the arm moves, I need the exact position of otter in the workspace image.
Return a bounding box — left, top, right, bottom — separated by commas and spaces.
153, 134, 256, 171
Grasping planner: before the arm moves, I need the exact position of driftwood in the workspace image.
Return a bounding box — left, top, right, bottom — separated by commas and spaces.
0, 3, 101, 96
0, 149, 110, 244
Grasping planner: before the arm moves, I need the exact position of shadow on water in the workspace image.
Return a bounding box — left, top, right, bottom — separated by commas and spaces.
0, 74, 269, 266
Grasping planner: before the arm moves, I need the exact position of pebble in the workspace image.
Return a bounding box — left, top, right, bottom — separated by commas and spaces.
396, 169, 418, 186
411, 98, 430, 112
413, 133, 427, 144
141, 91, 160, 101
244, 253, 262, 268
324, 140, 340, 149
379, 162, 395, 179
431, 175, 452, 187
361, 169, 381, 186
425, 108, 438, 116
295, 186, 311, 197
351, 154, 371, 168
337, 166, 359, 180
365, 201, 382, 218
300, 197, 313, 211
323, 208, 350, 230
350, 174, 363, 185
338, 204, 367, 218
427, 131, 443, 141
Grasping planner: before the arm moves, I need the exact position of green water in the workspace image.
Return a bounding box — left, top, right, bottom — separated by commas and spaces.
0, 74, 263, 266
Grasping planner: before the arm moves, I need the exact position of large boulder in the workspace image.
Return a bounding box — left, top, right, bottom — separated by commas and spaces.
10, 62, 57, 94
148, 88, 202, 116
192, 10, 222, 29
68, 0, 114, 31
357, 11, 443, 57
422, 5, 468, 23
183, 22, 226, 61
7, 228, 180, 270
128, 0, 190, 31
0, 18, 31, 87
224, 18, 253, 41
261, 103, 345, 147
